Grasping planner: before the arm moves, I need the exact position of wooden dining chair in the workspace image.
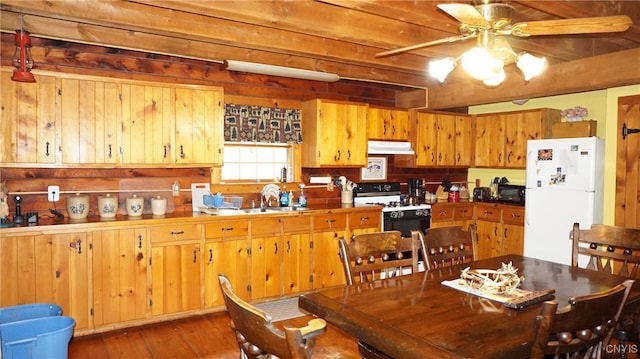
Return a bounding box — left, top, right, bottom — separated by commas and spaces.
218, 274, 327, 359
530, 279, 634, 359
417, 224, 477, 270
338, 230, 421, 285
571, 223, 640, 355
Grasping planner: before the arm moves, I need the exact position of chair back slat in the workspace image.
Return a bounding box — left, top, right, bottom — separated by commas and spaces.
530, 279, 634, 359
571, 223, 640, 278
417, 224, 478, 271
339, 231, 421, 285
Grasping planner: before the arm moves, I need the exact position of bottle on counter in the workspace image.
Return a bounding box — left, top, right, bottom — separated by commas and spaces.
280, 185, 289, 207
298, 184, 307, 207
288, 190, 294, 207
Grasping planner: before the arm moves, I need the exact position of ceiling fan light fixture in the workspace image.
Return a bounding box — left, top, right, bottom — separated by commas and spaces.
461, 47, 504, 81
516, 53, 546, 81
428, 57, 456, 83
482, 69, 505, 86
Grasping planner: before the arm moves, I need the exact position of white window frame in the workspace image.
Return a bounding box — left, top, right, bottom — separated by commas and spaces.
221, 142, 293, 182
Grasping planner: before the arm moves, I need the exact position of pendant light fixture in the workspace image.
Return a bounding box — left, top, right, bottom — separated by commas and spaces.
11, 14, 36, 83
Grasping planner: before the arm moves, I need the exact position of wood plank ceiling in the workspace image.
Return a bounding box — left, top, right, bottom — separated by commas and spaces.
0, 0, 639, 109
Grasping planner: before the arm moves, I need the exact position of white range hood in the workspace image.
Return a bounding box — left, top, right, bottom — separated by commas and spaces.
367, 140, 415, 155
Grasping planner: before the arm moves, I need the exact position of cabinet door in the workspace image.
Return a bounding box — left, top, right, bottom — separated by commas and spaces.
0, 72, 58, 164
367, 107, 409, 141
59, 78, 120, 164
0, 234, 90, 331
204, 239, 249, 308
282, 216, 313, 294
312, 214, 348, 288
151, 242, 201, 316
92, 228, 148, 327
120, 83, 173, 165
475, 220, 498, 260
502, 224, 524, 256
250, 217, 282, 300
454, 114, 474, 167
436, 113, 456, 166
474, 114, 505, 167
174, 86, 224, 165
413, 112, 438, 166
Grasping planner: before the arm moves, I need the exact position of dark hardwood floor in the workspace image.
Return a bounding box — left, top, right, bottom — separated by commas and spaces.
69, 312, 361, 358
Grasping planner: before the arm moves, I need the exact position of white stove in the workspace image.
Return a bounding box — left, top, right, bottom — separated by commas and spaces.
353, 182, 431, 237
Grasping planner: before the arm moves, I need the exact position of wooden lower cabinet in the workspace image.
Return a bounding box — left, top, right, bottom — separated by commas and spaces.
204, 219, 250, 308
150, 224, 202, 316
282, 216, 313, 295
250, 218, 283, 300
475, 203, 524, 260
0, 233, 90, 331
348, 209, 382, 237
92, 228, 148, 327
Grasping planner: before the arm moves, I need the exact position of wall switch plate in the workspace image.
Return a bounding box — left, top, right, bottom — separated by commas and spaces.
48, 185, 60, 202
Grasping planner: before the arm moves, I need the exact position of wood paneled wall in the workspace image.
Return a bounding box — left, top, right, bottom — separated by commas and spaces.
0, 35, 467, 218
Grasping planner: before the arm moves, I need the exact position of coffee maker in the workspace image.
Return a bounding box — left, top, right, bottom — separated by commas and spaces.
407, 179, 424, 204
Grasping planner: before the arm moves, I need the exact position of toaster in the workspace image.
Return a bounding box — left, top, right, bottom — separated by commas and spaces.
473, 187, 492, 202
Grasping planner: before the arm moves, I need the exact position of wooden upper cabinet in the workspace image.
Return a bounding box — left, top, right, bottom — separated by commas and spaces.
60, 78, 120, 164
475, 108, 560, 168
174, 86, 224, 165
402, 111, 473, 167
367, 107, 409, 141
301, 99, 368, 167
2, 69, 225, 167
120, 83, 173, 165
0, 70, 57, 164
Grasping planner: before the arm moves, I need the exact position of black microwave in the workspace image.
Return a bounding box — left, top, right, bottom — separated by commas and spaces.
497, 184, 525, 205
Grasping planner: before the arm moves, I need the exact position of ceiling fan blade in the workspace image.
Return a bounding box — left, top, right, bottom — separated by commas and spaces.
375, 34, 477, 58
437, 3, 489, 27
510, 15, 632, 37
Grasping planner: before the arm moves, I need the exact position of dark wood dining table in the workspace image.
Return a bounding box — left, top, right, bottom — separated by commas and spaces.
299, 255, 640, 359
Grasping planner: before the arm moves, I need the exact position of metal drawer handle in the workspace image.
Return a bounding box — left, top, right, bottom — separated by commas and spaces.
222, 227, 234, 232
170, 230, 185, 235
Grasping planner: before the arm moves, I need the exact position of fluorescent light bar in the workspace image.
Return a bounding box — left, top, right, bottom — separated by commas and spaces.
223, 60, 340, 82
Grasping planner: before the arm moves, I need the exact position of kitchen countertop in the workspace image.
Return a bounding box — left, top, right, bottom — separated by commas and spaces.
0, 203, 383, 235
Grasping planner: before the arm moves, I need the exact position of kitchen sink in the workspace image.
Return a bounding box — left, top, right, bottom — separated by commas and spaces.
237, 207, 310, 214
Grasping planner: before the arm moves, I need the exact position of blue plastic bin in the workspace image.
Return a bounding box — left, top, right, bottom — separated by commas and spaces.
0, 303, 62, 324
0, 316, 75, 359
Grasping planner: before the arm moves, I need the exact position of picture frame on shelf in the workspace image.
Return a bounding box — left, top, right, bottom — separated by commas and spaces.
361, 156, 387, 181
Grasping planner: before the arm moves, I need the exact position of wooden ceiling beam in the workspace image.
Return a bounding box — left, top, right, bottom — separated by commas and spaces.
427, 47, 640, 110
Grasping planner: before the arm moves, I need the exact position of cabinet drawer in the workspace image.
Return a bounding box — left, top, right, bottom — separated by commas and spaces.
282, 216, 312, 234
475, 205, 501, 222
313, 213, 347, 231
502, 207, 525, 225
150, 224, 202, 244
454, 204, 474, 220
349, 211, 381, 229
431, 204, 454, 222
251, 218, 282, 236
205, 220, 249, 240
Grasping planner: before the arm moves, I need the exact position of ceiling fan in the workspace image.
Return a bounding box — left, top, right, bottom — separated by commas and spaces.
375, 1, 632, 59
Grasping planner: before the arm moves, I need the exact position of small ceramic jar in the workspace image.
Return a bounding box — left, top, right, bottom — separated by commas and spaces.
98, 194, 118, 218
126, 194, 144, 216
66, 193, 89, 220
151, 196, 167, 216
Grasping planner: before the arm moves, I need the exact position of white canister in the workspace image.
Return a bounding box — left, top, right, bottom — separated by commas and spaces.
66, 193, 90, 220
98, 194, 118, 218
151, 196, 167, 216
126, 195, 144, 216
341, 190, 353, 204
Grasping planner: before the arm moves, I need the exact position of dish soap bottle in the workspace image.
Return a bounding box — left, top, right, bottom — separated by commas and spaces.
280, 185, 289, 207
298, 184, 307, 207
288, 190, 294, 208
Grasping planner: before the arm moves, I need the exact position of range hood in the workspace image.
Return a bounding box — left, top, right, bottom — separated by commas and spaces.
367, 140, 415, 155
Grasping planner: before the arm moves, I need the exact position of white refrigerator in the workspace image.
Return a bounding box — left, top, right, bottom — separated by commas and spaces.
524, 137, 605, 265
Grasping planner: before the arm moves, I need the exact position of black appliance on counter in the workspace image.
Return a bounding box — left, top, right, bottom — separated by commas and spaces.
473, 184, 525, 205
353, 182, 431, 237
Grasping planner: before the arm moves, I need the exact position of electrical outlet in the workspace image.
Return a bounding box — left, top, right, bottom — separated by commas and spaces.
48, 185, 60, 202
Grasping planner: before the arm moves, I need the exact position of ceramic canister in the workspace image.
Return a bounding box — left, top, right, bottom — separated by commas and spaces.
98, 194, 118, 218
66, 193, 90, 220
151, 196, 167, 216
126, 194, 144, 216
